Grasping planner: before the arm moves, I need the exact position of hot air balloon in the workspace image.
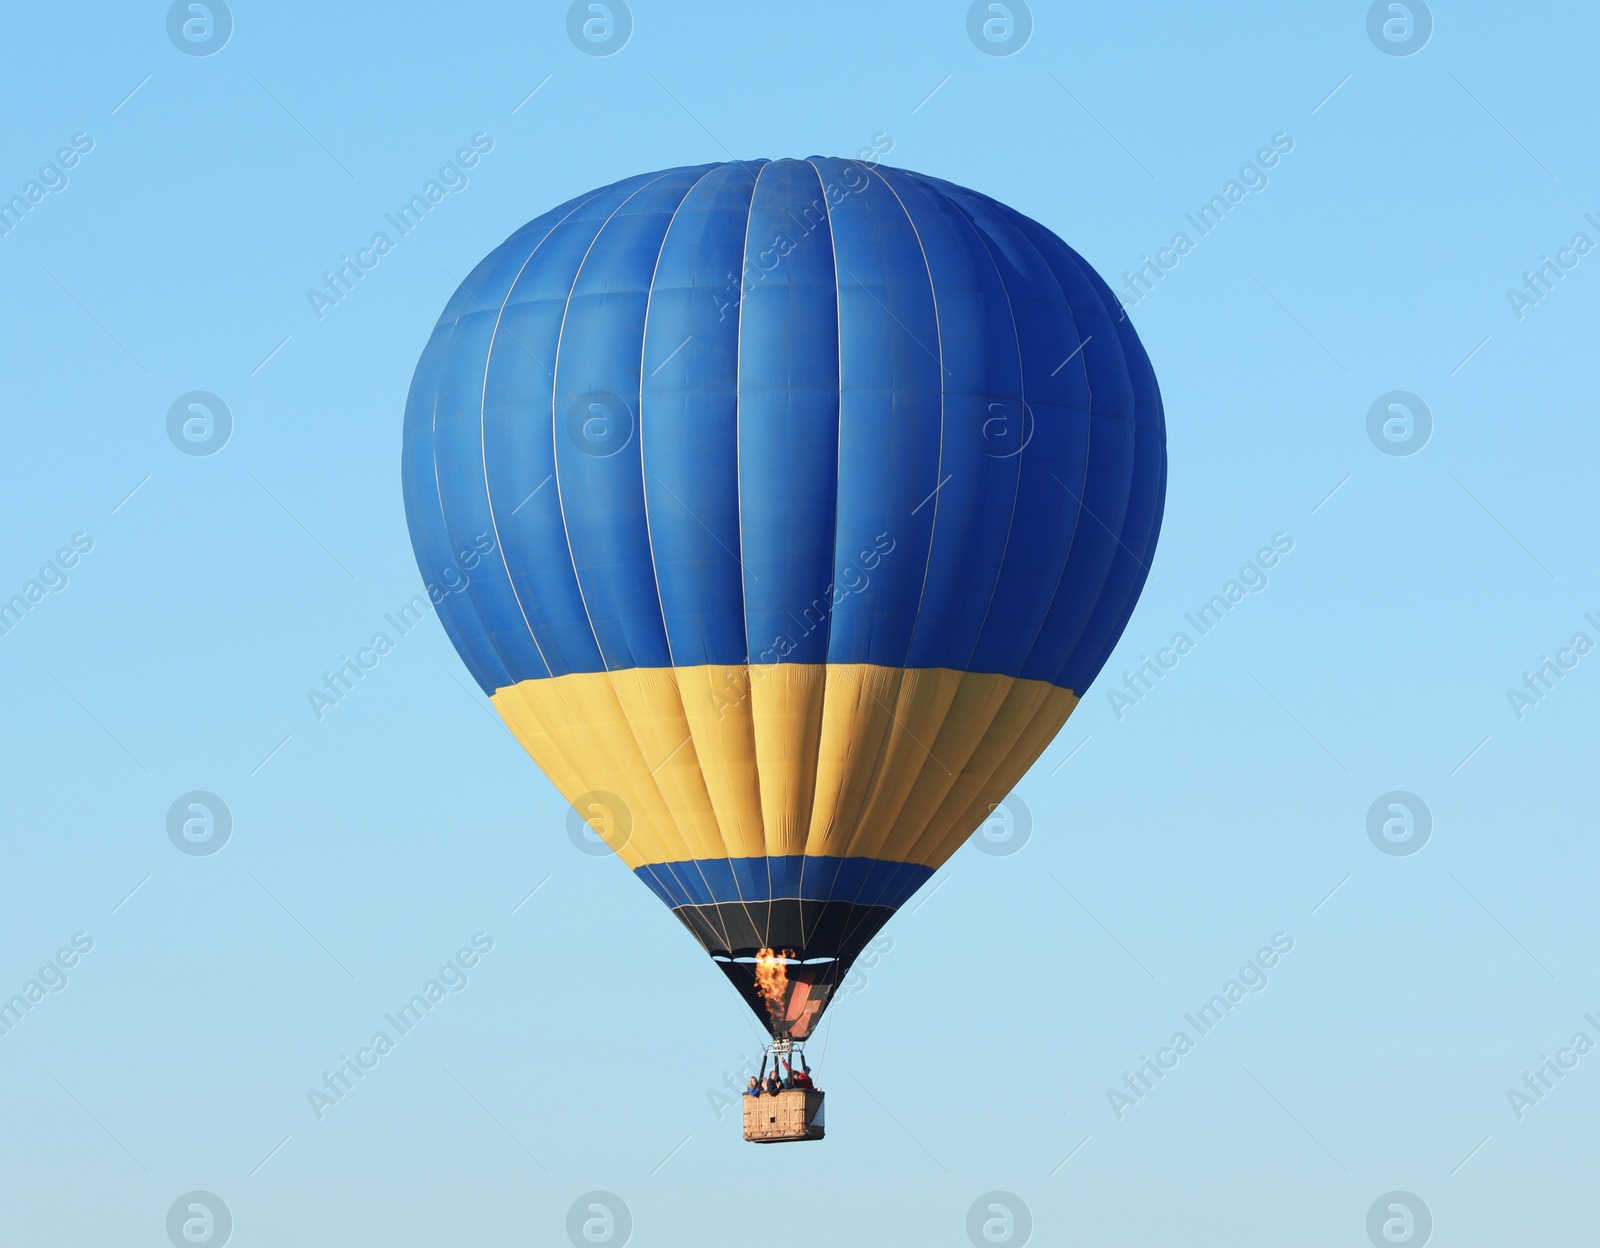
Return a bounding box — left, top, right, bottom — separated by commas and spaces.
402, 158, 1165, 1138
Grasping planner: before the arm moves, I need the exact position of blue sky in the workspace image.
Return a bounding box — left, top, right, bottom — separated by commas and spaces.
2, 3, 1597, 1245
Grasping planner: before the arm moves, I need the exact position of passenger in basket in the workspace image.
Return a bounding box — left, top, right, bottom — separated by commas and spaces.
745, 1076, 762, 1098
790, 1066, 814, 1090
765, 1070, 783, 1096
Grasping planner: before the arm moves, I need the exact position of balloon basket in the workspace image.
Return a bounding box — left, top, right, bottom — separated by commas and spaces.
743, 1088, 825, 1144
742, 1038, 825, 1143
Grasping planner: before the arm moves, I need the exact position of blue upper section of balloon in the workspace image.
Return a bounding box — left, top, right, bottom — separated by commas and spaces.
402, 158, 1166, 693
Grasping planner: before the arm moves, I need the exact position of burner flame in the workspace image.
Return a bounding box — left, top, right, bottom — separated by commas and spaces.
753, 948, 791, 1022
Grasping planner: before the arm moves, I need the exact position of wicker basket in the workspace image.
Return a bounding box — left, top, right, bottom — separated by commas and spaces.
742, 1088, 825, 1143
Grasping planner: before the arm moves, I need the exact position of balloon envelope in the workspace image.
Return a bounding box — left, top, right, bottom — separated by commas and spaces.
402, 158, 1166, 1037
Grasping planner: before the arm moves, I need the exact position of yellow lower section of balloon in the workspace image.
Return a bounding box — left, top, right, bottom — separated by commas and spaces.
490, 664, 1078, 872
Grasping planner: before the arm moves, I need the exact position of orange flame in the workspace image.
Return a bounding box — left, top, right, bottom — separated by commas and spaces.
753, 948, 791, 1021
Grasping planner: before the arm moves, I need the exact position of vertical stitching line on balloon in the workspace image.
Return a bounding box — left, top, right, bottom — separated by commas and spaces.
1089, 388, 1168, 689
706, 164, 769, 947
561, 172, 743, 920
926, 180, 1030, 675
882, 178, 1034, 870
870, 162, 947, 683
806, 157, 845, 678
547, 173, 675, 672
733, 163, 763, 667
627, 168, 745, 953
839, 175, 1013, 867
431, 204, 603, 691
475, 180, 698, 869
892, 173, 1022, 684
445, 182, 709, 913
989, 205, 1095, 685
1014, 238, 1135, 691
423, 314, 511, 690
794, 156, 848, 947
477, 192, 602, 683
832, 165, 946, 869
527, 175, 720, 873
632, 166, 745, 955
638, 164, 720, 672
1059, 269, 1164, 693
733, 161, 773, 944
1039, 240, 1144, 691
